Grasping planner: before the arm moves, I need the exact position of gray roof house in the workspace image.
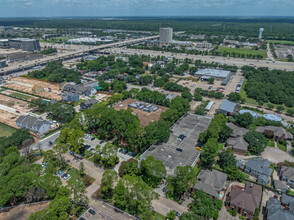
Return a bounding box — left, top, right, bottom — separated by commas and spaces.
80, 98, 99, 110
227, 123, 248, 138
281, 194, 294, 207
257, 126, 293, 141
219, 100, 239, 116
227, 137, 249, 155
273, 180, 288, 192
194, 169, 227, 199
244, 158, 272, 185
16, 115, 51, 134
266, 197, 294, 220
280, 166, 294, 189
63, 84, 97, 97
62, 92, 80, 103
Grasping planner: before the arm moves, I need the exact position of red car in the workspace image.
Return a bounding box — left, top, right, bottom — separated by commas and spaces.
16, 110, 20, 113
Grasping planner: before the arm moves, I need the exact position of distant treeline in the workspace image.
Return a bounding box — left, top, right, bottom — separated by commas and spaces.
1, 17, 294, 40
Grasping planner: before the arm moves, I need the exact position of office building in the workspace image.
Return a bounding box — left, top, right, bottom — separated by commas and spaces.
159, 27, 173, 44
9, 38, 41, 51
0, 39, 9, 47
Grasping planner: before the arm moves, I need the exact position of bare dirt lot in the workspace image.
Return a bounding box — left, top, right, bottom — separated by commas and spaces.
0, 109, 18, 128
0, 94, 32, 113
0, 202, 50, 220
4, 77, 62, 100
114, 98, 168, 127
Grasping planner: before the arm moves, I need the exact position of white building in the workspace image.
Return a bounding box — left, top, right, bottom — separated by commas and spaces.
159, 27, 173, 44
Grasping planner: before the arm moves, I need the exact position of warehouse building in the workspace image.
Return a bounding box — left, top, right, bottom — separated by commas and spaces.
9, 38, 40, 51
195, 68, 232, 85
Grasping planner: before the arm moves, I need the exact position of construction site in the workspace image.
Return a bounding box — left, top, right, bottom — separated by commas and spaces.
114, 98, 168, 127
4, 77, 62, 100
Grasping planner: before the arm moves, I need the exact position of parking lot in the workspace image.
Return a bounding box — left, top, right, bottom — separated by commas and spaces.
141, 113, 212, 175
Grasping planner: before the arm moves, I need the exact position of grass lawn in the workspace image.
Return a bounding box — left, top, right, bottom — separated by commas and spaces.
217, 143, 225, 151
267, 140, 275, 147
10, 92, 33, 100
267, 40, 294, 45
152, 211, 165, 220
0, 123, 16, 137
277, 143, 287, 152
287, 191, 294, 196
0, 88, 6, 92
217, 46, 267, 58
73, 99, 86, 107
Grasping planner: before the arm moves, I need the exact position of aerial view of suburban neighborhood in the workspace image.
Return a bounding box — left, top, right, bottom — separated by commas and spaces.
1, 1, 294, 220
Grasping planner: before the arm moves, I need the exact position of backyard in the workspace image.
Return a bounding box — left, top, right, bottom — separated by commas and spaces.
0, 123, 16, 137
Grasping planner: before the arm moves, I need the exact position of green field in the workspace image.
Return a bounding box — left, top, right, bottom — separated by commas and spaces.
0, 123, 16, 137
217, 46, 267, 58
267, 40, 294, 45
9, 92, 33, 100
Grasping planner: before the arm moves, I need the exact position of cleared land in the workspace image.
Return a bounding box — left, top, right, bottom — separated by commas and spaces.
0, 109, 18, 128
0, 94, 32, 112
267, 40, 294, 45
217, 46, 267, 58
141, 114, 211, 175
4, 77, 62, 100
0, 201, 50, 220
0, 123, 16, 137
114, 98, 168, 127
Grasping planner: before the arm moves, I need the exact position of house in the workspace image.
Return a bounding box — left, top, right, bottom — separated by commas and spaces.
62, 92, 79, 103
16, 115, 51, 134
80, 98, 99, 110
256, 126, 293, 142
273, 180, 288, 192
63, 84, 97, 97
0, 76, 5, 84
227, 137, 249, 155
281, 194, 294, 207
229, 182, 262, 219
280, 166, 294, 189
219, 100, 239, 115
194, 169, 227, 199
266, 197, 294, 220
244, 158, 272, 185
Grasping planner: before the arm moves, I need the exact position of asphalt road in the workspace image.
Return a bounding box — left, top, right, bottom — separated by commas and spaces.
107, 47, 294, 71
31, 130, 61, 151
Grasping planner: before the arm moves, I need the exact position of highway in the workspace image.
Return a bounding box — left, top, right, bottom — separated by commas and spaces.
0, 36, 158, 76
106, 47, 294, 71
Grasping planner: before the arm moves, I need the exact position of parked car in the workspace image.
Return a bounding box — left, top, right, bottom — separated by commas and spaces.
42, 162, 48, 169
66, 168, 72, 173
99, 140, 104, 145
89, 209, 96, 215
79, 217, 86, 220
16, 110, 20, 113
91, 137, 95, 141
56, 170, 64, 177
121, 149, 128, 155
208, 86, 212, 90
127, 152, 136, 157
84, 145, 91, 150
48, 141, 53, 146
173, 210, 180, 217
63, 174, 70, 180
89, 148, 94, 152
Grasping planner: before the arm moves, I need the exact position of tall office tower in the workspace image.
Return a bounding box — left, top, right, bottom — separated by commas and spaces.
258, 28, 264, 39
159, 27, 173, 44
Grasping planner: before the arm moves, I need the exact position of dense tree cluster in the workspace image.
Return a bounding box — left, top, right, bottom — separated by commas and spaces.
40, 48, 57, 55
164, 82, 184, 92
0, 129, 32, 155
244, 131, 268, 154
194, 88, 224, 99
242, 66, 294, 107
28, 61, 81, 84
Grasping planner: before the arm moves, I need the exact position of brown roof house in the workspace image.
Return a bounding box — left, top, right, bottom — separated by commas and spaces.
226, 123, 249, 155
256, 126, 293, 142
229, 182, 262, 219
194, 169, 227, 199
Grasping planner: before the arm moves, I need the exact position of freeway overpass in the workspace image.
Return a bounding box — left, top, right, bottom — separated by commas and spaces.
0, 35, 158, 76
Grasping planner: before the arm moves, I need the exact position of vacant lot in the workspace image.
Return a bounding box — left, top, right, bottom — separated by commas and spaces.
217, 46, 267, 58
0, 94, 32, 112
0, 109, 18, 128
267, 40, 294, 45
0, 201, 50, 220
0, 123, 16, 137
4, 77, 62, 100
114, 98, 168, 127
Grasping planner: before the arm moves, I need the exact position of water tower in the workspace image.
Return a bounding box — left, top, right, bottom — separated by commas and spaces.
258, 28, 264, 39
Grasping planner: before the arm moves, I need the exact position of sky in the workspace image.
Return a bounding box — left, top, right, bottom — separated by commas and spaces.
0, 0, 294, 17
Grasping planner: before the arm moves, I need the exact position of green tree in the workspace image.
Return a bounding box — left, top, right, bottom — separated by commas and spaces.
207, 78, 214, 84
79, 162, 85, 177
218, 149, 236, 169
236, 113, 253, 128
244, 131, 267, 154
228, 92, 241, 102
181, 88, 193, 101
69, 179, 89, 206
166, 210, 176, 220
101, 169, 118, 199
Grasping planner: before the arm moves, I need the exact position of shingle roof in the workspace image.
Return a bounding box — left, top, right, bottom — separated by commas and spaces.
280, 166, 294, 182
227, 137, 249, 151
227, 123, 248, 138
274, 180, 288, 190
281, 194, 294, 206
256, 126, 293, 140
230, 182, 262, 213
245, 158, 272, 177
195, 169, 227, 198
266, 197, 294, 220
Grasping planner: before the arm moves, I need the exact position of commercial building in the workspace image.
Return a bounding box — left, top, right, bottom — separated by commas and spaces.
219, 100, 240, 115
195, 68, 232, 85
159, 27, 173, 44
0, 39, 9, 47
9, 38, 41, 51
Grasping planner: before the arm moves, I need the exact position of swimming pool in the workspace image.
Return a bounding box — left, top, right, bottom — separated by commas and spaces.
219, 193, 223, 198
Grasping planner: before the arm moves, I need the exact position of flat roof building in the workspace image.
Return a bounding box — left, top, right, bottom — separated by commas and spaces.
9, 38, 40, 51
195, 68, 232, 85
0, 39, 9, 47
159, 27, 173, 44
